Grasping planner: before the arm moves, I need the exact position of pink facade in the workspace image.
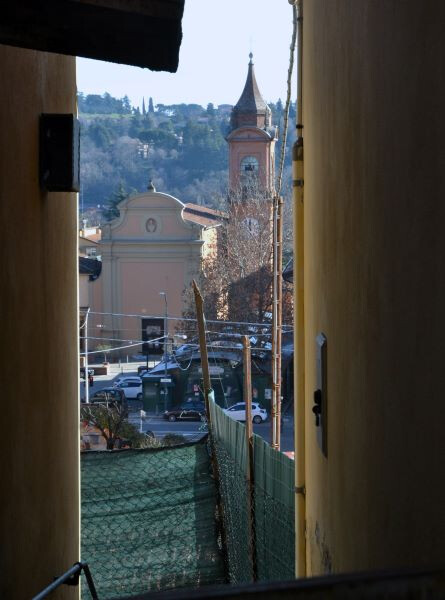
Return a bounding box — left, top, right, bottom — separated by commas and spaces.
90, 190, 215, 357
227, 127, 276, 191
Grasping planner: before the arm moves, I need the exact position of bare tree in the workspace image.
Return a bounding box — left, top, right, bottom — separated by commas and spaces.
180, 177, 293, 330
179, 179, 272, 321
81, 401, 132, 450
199, 179, 274, 322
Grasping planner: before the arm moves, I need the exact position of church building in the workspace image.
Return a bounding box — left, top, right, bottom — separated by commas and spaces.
227, 53, 278, 194
84, 184, 221, 360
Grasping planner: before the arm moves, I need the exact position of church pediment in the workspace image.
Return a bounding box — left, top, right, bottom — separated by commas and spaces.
101, 190, 201, 243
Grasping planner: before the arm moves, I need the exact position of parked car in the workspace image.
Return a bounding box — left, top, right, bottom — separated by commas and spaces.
89, 387, 126, 404
164, 400, 206, 422
115, 379, 143, 400
112, 375, 141, 388
80, 367, 94, 386
223, 402, 268, 424
87, 387, 143, 414
84, 387, 128, 415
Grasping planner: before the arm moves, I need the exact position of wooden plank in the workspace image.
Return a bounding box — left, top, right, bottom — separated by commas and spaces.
72, 0, 184, 20
243, 336, 257, 582
0, 0, 184, 71
193, 279, 211, 423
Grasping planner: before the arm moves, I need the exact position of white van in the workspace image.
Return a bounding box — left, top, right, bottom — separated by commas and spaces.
223, 402, 268, 424
115, 379, 142, 399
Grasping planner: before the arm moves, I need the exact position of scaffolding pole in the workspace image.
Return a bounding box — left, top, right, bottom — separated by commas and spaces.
271, 195, 284, 450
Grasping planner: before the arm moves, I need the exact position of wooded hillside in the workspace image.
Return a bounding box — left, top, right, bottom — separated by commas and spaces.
78, 93, 295, 224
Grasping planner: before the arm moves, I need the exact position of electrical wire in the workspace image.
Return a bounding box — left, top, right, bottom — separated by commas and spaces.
80, 341, 143, 356
171, 350, 194, 372
205, 329, 292, 338
80, 309, 279, 329
80, 334, 165, 356
276, 1, 298, 197
85, 335, 167, 343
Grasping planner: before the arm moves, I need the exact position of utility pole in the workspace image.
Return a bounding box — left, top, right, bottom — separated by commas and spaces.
276, 195, 284, 447
160, 292, 168, 412
243, 336, 257, 581
271, 194, 283, 450
84, 307, 91, 404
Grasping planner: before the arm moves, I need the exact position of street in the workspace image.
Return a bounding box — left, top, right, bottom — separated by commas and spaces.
82, 362, 294, 453
127, 413, 294, 452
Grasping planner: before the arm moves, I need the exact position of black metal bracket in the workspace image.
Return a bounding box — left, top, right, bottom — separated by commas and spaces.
59, 569, 80, 587
32, 561, 99, 600
39, 113, 80, 192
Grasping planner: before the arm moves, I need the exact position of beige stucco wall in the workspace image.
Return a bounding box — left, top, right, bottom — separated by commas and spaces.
303, 1, 445, 576
0, 46, 79, 598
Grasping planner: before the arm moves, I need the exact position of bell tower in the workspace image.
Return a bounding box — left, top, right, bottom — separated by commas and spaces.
227, 53, 278, 194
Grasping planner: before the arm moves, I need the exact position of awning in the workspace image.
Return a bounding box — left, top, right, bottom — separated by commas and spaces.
1, 1, 184, 71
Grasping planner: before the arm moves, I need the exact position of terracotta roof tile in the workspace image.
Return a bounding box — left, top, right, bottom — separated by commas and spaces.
183, 203, 226, 228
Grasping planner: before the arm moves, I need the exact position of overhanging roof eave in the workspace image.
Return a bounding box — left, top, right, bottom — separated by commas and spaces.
1, 0, 185, 71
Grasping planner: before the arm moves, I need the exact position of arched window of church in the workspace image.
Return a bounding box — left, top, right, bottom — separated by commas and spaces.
240, 155, 259, 174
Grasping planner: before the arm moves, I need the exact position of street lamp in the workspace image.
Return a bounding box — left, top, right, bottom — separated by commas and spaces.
159, 292, 168, 412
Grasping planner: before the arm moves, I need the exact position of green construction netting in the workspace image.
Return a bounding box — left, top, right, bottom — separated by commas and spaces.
81, 439, 226, 599
210, 399, 295, 583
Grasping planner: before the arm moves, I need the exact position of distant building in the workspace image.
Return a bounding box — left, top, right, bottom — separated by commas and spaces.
142, 332, 294, 414
80, 422, 107, 451
80, 225, 101, 243
79, 228, 102, 311
227, 53, 278, 194
88, 183, 222, 359
79, 255, 102, 312
217, 104, 233, 115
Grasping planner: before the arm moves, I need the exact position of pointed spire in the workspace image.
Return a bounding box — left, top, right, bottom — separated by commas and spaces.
230, 53, 271, 131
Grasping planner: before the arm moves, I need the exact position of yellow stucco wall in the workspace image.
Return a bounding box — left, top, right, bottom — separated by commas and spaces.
0, 45, 79, 598
303, 0, 445, 576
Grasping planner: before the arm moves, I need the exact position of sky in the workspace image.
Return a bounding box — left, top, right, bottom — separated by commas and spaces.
76, 0, 294, 109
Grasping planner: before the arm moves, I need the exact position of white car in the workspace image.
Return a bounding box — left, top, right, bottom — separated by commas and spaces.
223, 402, 268, 424
113, 375, 141, 388
115, 379, 142, 399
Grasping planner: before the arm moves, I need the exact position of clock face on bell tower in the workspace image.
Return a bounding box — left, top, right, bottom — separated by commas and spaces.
226, 53, 278, 194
